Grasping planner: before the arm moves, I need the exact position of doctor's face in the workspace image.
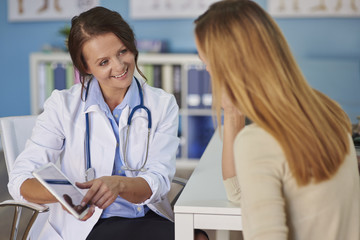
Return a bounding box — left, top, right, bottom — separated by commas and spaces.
82, 32, 135, 96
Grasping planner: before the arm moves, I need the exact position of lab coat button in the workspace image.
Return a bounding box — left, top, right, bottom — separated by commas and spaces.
137, 206, 141, 212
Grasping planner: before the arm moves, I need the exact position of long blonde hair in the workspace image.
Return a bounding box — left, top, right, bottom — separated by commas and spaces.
195, 0, 351, 186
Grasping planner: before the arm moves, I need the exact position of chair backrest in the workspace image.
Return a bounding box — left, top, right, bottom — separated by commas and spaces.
0, 115, 49, 239
0, 115, 38, 174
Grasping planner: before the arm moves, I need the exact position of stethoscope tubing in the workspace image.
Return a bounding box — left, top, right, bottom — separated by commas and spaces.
84, 77, 152, 176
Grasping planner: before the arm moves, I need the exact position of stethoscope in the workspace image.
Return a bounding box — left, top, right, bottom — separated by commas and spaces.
84, 77, 152, 181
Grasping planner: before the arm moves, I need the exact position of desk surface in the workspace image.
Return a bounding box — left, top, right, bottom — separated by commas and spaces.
174, 129, 241, 216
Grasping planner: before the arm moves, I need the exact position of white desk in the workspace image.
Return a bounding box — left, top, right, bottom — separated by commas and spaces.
174, 130, 242, 239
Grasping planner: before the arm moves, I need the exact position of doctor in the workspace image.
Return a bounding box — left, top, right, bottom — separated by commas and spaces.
9, 6, 180, 240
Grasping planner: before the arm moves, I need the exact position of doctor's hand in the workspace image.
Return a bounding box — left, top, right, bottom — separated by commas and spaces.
76, 176, 120, 210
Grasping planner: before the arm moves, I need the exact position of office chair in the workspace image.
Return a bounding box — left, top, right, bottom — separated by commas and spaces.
0, 115, 186, 240
0, 115, 49, 240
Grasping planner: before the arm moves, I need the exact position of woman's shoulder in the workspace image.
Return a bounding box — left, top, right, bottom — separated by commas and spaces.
234, 124, 285, 162
236, 124, 275, 143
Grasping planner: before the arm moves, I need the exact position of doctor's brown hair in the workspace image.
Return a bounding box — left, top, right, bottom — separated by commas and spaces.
67, 6, 146, 97
195, 0, 352, 186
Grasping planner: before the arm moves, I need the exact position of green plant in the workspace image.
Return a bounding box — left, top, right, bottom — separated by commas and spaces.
59, 25, 71, 50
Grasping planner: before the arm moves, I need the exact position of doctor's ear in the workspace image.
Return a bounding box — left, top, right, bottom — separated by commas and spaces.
84, 66, 92, 75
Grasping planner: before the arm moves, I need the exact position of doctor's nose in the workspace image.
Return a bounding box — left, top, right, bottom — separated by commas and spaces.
113, 58, 126, 71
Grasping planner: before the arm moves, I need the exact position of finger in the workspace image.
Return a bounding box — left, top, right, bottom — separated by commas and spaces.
99, 195, 117, 210
76, 180, 94, 189
94, 191, 114, 209
80, 205, 95, 221
81, 181, 101, 206
91, 184, 111, 207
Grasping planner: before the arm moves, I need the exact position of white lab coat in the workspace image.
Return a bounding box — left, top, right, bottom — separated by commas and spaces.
8, 79, 180, 240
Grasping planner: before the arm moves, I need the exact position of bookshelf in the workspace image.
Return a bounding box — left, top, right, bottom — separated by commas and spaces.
30, 52, 215, 170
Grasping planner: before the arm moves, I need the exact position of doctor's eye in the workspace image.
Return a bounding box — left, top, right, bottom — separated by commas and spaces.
119, 49, 128, 55
100, 59, 109, 66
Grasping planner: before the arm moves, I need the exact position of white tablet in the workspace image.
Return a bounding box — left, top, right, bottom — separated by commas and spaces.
32, 162, 89, 219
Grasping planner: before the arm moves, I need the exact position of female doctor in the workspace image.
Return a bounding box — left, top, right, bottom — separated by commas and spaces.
8, 6, 180, 240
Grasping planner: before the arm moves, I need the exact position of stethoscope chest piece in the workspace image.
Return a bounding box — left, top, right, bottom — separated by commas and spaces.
85, 167, 95, 181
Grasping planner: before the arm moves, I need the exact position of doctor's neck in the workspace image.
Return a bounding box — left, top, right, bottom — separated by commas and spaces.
102, 86, 129, 112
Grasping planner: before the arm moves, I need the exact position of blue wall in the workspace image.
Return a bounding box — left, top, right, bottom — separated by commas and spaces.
1, 0, 360, 122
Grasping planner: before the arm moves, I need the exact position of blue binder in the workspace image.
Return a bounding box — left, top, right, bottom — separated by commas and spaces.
201, 69, 212, 108
54, 63, 66, 90
173, 65, 182, 107
187, 66, 202, 108
188, 116, 214, 159
153, 65, 162, 88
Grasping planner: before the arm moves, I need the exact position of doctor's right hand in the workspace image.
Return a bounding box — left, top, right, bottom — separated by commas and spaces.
76, 176, 120, 210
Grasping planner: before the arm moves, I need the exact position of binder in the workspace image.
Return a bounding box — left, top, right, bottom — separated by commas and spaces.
66, 63, 74, 89
37, 63, 46, 110
187, 116, 214, 159
74, 68, 81, 84
153, 65, 162, 88
143, 65, 154, 87
161, 64, 173, 94
173, 65, 182, 107
176, 115, 183, 158
187, 65, 202, 108
54, 63, 66, 90
45, 63, 54, 98
201, 68, 212, 108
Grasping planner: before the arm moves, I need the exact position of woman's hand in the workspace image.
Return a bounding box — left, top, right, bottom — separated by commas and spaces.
221, 87, 245, 180
76, 176, 120, 210
221, 87, 242, 115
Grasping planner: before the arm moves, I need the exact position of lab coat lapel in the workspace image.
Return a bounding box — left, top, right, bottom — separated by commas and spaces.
85, 105, 116, 177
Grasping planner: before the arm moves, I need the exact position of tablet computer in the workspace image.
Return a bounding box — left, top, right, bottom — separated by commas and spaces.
32, 162, 89, 219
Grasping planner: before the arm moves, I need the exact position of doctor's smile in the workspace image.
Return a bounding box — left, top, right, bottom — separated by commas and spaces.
112, 68, 128, 79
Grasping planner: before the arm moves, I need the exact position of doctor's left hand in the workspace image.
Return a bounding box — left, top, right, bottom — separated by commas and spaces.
76, 176, 121, 210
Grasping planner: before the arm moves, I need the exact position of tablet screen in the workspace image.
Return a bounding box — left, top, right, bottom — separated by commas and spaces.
32, 163, 89, 219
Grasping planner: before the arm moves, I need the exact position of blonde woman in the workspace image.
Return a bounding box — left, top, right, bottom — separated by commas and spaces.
194, 0, 360, 239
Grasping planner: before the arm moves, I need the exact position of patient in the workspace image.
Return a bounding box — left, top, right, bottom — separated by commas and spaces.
194, 1, 360, 239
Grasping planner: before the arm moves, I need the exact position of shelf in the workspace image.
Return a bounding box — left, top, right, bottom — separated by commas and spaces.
138, 53, 202, 65
180, 108, 213, 116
